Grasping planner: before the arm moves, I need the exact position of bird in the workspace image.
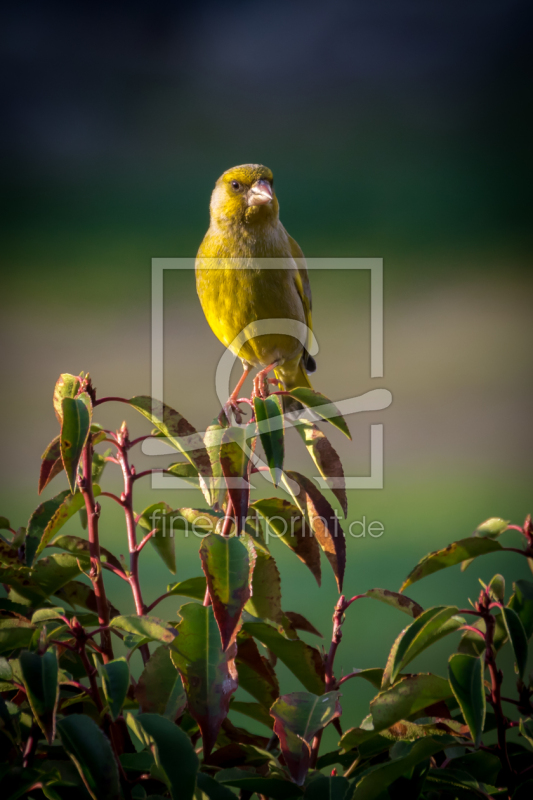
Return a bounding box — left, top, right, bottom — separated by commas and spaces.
195, 164, 316, 418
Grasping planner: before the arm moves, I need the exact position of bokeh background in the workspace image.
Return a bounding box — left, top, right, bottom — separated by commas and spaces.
2, 0, 532, 739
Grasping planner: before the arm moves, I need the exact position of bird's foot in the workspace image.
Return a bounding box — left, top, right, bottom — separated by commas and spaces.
219, 399, 246, 426
252, 372, 269, 399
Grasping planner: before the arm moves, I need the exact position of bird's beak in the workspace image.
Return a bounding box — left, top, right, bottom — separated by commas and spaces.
248, 179, 273, 206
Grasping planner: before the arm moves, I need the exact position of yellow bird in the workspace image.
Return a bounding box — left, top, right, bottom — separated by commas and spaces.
196, 164, 316, 414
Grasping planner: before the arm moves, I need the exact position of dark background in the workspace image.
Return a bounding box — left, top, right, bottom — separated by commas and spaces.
1, 0, 532, 734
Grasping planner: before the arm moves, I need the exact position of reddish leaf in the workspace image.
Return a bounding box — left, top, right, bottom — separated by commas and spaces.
171, 603, 238, 755
284, 612, 323, 638
270, 691, 342, 785
285, 471, 346, 592
235, 631, 279, 708
295, 420, 347, 517
245, 548, 283, 625
219, 426, 255, 535
200, 533, 256, 650
39, 436, 64, 494
251, 498, 321, 586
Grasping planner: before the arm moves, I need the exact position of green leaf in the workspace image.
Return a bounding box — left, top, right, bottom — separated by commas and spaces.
0, 617, 36, 653
284, 471, 346, 592
448, 654, 485, 748
401, 537, 503, 591
305, 775, 349, 799
204, 420, 230, 510
242, 619, 325, 695
0, 516, 11, 530
110, 615, 178, 646
19, 648, 59, 743
57, 714, 121, 800
100, 658, 129, 720
138, 502, 175, 574
26, 489, 70, 567
254, 395, 285, 486
251, 498, 321, 586
363, 588, 423, 619
270, 691, 341, 785
31, 489, 101, 564
245, 549, 283, 624
509, 580, 533, 639
53, 373, 82, 422
216, 769, 303, 798
350, 736, 454, 800
60, 393, 92, 493
458, 612, 507, 657
200, 533, 256, 649
235, 630, 279, 708
287, 388, 351, 439
54, 579, 120, 618
385, 606, 464, 685
447, 749, 501, 783
128, 396, 212, 500
519, 717, 533, 749
295, 419, 347, 517
165, 576, 207, 601
51, 533, 120, 571
31, 607, 65, 624
135, 713, 198, 800
136, 645, 185, 716
170, 603, 238, 754
39, 436, 64, 495
502, 606, 528, 679
33, 552, 90, 597
487, 574, 505, 602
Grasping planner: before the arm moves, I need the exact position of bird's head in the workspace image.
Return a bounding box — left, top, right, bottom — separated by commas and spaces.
210, 164, 279, 228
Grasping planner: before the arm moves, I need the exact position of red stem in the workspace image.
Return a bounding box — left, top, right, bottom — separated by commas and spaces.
93, 396, 131, 407
484, 611, 514, 792
116, 428, 150, 665
80, 441, 114, 663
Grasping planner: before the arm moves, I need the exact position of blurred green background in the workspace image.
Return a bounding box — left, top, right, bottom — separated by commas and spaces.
1, 1, 532, 737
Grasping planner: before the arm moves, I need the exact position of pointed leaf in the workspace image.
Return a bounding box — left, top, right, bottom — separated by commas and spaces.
252, 498, 321, 586
270, 691, 341, 785
476, 517, 509, 537
295, 419, 347, 517
136, 645, 184, 715
242, 620, 325, 695
230, 700, 274, 729
100, 657, 129, 720
19, 648, 59, 743
196, 773, 238, 799
204, 419, 230, 509
285, 471, 346, 592
60, 393, 92, 492
254, 395, 285, 485
502, 606, 528, 679
509, 579, 533, 639
216, 769, 303, 798
51, 533, 120, 571
235, 630, 279, 707
245, 549, 283, 624
26, 489, 70, 567
54, 579, 120, 617
170, 602, 238, 754
363, 588, 423, 619
385, 606, 464, 685
136, 713, 198, 800
33, 552, 90, 597
53, 373, 81, 423
39, 436, 64, 494
57, 714, 121, 800
401, 537, 503, 591
138, 502, 175, 573
200, 533, 256, 649
218, 425, 256, 534
165, 575, 206, 600
109, 615, 178, 646
287, 388, 351, 438
128, 396, 212, 499
306, 775, 349, 799
448, 654, 486, 748
0, 617, 36, 653
31, 488, 101, 563
284, 611, 322, 637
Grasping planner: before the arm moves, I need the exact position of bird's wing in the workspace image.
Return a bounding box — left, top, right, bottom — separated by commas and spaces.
286, 232, 313, 351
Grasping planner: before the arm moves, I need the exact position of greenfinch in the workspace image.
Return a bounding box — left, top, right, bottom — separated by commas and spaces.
196, 164, 316, 410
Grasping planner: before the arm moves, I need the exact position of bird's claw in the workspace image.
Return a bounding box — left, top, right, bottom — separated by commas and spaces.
219, 399, 245, 426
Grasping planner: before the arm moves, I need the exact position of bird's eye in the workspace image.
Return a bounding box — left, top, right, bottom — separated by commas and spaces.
231, 180, 241, 191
